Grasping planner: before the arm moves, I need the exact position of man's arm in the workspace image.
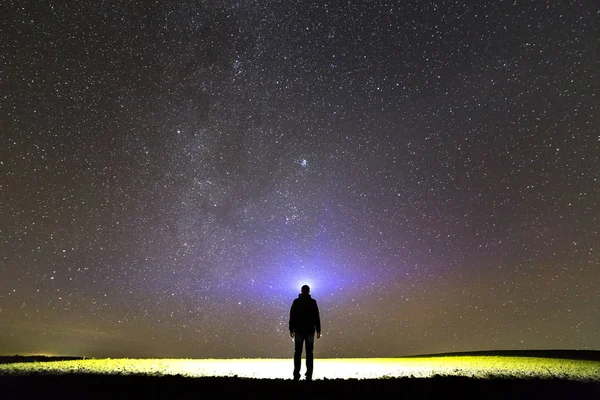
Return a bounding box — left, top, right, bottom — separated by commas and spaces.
314, 300, 321, 338
289, 301, 296, 338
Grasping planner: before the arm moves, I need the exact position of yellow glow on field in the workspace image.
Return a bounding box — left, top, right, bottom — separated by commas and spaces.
1, 357, 598, 381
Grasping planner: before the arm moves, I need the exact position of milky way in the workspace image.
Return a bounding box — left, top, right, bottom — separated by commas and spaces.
2, 1, 598, 358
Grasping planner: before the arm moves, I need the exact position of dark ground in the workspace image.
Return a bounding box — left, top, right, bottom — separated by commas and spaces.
0, 375, 599, 400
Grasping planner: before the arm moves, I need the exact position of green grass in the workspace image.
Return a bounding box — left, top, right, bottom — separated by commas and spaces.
0, 356, 598, 381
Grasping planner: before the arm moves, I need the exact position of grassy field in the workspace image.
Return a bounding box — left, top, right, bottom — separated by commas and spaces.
1, 356, 599, 399
1, 356, 599, 381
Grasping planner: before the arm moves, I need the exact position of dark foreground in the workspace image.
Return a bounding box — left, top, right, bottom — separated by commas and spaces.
1, 375, 598, 399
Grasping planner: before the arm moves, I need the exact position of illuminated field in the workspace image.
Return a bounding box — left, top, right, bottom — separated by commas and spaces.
1, 356, 599, 381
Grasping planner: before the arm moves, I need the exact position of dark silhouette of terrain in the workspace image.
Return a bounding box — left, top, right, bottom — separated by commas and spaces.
0, 355, 84, 364
399, 349, 600, 361
0, 374, 598, 400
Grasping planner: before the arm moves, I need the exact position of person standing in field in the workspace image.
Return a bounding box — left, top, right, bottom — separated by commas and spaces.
289, 284, 321, 381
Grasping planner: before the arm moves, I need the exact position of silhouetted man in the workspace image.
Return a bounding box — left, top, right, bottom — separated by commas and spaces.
289, 284, 321, 381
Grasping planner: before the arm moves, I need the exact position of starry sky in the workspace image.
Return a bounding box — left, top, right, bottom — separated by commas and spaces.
2, 1, 599, 359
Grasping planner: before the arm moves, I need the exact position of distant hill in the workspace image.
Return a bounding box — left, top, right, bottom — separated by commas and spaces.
399, 350, 600, 361
0, 356, 85, 364
1, 350, 599, 363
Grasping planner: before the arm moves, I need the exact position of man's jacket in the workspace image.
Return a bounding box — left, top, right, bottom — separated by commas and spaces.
289, 293, 321, 335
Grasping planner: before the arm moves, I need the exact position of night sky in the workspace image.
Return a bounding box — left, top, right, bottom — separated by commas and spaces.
2, 1, 599, 359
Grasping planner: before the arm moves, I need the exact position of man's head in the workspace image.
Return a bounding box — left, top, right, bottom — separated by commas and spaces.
301, 285, 310, 294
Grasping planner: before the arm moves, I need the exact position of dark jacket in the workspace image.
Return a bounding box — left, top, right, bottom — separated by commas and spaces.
289, 293, 321, 335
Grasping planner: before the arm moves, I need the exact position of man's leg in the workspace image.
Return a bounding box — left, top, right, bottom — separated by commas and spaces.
305, 334, 315, 380
293, 334, 304, 380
